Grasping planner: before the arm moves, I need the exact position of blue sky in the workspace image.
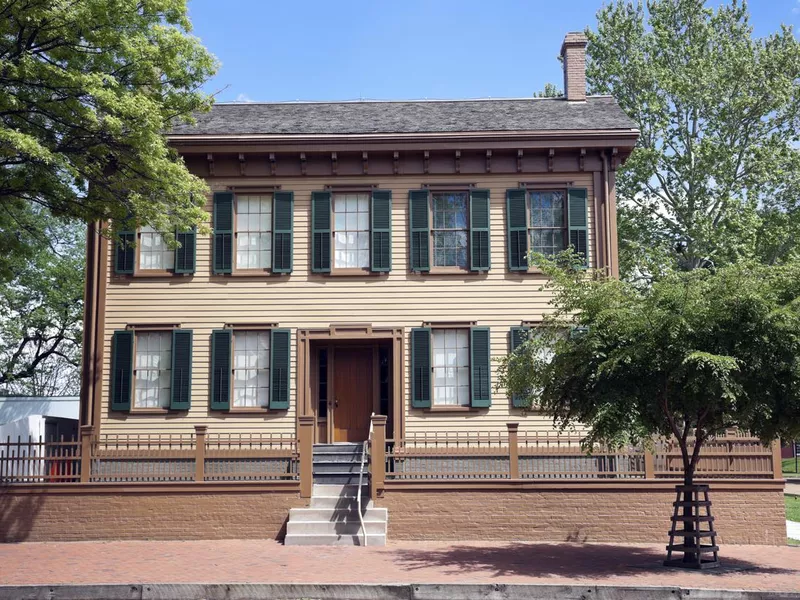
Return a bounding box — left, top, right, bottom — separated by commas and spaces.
187, 0, 800, 103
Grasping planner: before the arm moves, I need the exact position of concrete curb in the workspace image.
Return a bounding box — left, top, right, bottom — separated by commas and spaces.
0, 584, 798, 600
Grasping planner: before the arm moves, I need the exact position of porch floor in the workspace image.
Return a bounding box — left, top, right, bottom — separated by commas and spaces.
1, 539, 798, 592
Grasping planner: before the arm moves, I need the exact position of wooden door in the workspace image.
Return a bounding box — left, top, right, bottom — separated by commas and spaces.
332, 347, 373, 442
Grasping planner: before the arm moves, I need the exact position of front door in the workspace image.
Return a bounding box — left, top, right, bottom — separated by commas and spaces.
332, 347, 373, 442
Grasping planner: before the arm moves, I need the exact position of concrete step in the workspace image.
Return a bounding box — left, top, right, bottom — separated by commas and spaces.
286, 519, 387, 536
313, 451, 363, 463
312, 473, 367, 485
313, 461, 364, 474
313, 443, 363, 454
289, 507, 386, 522
309, 496, 371, 509
312, 483, 368, 497
284, 533, 386, 546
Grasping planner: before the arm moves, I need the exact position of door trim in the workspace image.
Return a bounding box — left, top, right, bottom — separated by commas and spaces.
297, 326, 404, 443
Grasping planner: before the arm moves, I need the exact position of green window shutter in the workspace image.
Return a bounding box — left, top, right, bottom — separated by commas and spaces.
506, 189, 528, 271
114, 231, 136, 275
410, 327, 431, 408
509, 326, 530, 408
272, 191, 294, 274
470, 327, 492, 407
212, 192, 234, 274
110, 330, 134, 411
469, 189, 491, 271
409, 190, 430, 272
170, 329, 193, 410
311, 191, 331, 273
269, 328, 291, 410
174, 228, 196, 274
370, 190, 392, 272
567, 188, 589, 264
209, 329, 232, 410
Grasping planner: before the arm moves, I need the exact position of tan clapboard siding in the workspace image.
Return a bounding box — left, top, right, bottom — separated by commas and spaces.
100, 174, 594, 436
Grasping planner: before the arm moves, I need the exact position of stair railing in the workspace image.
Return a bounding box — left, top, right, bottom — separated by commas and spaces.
357, 413, 375, 547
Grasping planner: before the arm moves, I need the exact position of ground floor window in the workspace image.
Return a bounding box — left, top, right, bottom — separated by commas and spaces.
432, 328, 470, 406
134, 331, 172, 409
233, 330, 270, 408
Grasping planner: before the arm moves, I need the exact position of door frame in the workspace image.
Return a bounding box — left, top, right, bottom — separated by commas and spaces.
297, 324, 404, 443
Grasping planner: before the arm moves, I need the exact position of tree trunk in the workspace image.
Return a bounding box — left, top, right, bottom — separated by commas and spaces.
681, 443, 697, 562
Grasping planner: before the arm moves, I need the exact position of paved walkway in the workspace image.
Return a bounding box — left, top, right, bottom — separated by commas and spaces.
786, 480, 800, 496
789, 520, 800, 540
0, 540, 798, 593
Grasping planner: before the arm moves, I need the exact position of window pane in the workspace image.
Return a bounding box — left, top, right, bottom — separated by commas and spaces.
235, 195, 273, 270
138, 226, 175, 271
431, 192, 468, 267
332, 193, 370, 269
134, 331, 172, 409
432, 328, 470, 406
529, 191, 566, 257
232, 331, 270, 408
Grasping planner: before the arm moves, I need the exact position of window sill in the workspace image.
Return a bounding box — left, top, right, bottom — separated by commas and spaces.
425, 267, 477, 275
424, 406, 483, 413
130, 271, 180, 278
329, 268, 377, 277
128, 408, 171, 415
225, 407, 272, 414
228, 270, 277, 278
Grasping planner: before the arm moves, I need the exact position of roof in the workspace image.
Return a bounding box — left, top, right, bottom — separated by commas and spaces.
169, 96, 637, 137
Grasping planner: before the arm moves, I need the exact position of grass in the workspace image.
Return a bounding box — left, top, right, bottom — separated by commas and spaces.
790, 538, 800, 546
787, 495, 800, 522
784, 457, 799, 474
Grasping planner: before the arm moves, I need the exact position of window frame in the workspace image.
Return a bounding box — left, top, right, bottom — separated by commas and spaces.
429, 190, 471, 274
134, 228, 176, 277
526, 189, 568, 266
224, 323, 277, 413
331, 191, 372, 275
129, 326, 177, 414
423, 321, 478, 412
233, 194, 275, 276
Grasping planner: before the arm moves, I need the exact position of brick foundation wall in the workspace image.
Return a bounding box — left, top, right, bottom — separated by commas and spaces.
0, 485, 306, 543
379, 486, 786, 545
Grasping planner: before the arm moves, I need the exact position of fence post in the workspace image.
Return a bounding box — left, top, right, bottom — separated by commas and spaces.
772, 439, 783, 480
370, 415, 387, 501
79, 425, 94, 483
507, 423, 519, 479
644, 447, 655, 479
299, 416, 314, 498
194, 425, 207, 482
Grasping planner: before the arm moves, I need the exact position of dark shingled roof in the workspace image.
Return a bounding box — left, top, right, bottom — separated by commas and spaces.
170, 96, 637, 136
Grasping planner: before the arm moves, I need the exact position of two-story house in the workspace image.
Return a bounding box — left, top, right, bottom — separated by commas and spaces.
81, 32, 636, 448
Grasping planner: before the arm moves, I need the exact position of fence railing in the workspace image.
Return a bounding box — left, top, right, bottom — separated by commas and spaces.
0, 426, 298, 484
375, 423, 779, 486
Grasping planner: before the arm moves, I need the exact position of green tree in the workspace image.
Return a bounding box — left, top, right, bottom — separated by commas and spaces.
586, 0, 800, 276
0, 0, 218, 281
497, 252, 800, 488
534, 83, 562, 98
0, 207, 84, 395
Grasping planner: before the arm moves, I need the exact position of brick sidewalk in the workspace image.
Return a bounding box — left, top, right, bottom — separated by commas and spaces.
0, 540, 798, 593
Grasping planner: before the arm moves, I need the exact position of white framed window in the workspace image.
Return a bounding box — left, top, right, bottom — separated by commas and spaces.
139, 226, 175, 271
432, 191, 469, 268
232, 330, 270, 408
236, 195, 273, 270
134, 331, 172, 409
432, 328, 470, 406
529, 190, 566, 257
333, 193, 370, 269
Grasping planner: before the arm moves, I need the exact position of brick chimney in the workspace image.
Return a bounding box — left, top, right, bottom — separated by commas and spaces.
561, 32, 588, 102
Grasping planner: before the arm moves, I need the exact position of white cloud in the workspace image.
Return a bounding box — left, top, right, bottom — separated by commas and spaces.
794, 0, 800, 14
235, 93, 255, 103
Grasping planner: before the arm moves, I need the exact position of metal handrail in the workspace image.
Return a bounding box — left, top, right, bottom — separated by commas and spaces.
357, 413, 374, 547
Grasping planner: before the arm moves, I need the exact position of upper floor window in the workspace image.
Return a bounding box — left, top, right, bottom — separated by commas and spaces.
139, 226, 175, 271
333, 193, 370, 270
134, 330, 172, 409
529, 191, 566, 257
432, 192, 469, 269
236, 195, 272, 271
